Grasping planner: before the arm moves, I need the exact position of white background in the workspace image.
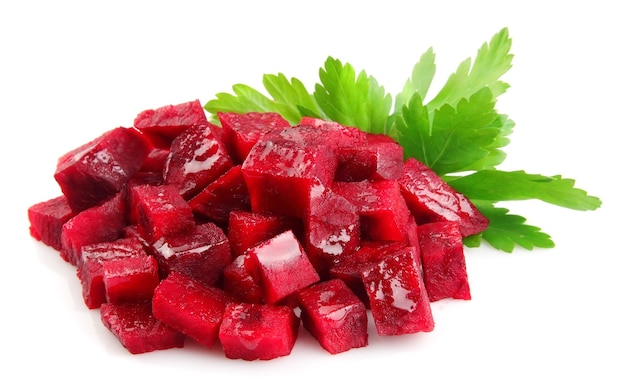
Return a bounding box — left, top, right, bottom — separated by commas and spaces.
1, 1, 623, 389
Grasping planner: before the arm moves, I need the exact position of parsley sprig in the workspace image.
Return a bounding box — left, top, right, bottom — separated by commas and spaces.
204, 27, 602, 252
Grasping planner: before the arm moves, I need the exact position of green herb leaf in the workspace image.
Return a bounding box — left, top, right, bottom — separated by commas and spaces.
395, 47, 436, 113
204, 83, 277, 122
262, 73, 324, 123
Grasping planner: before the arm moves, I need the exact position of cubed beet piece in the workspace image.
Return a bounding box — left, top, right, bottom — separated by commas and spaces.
60, 192, 126, 266
54, 127, 152, 212
222, 255, 264, 304
139, 147, 170, 173
245, 230, 320, 305
78, 236, 147, 309
152, 271, 231, 348
362, 246, 434, 336
101, 301, 185, 354
304, 185, 360, 278
28, 195, 75, 251
219, 302, 299, 361
399, 158, 489, 237
151, 222, 232, 287
333, 180, 412, 242
297, 279, 368, 354
133, 99, 209, 141
217, 111, 290, 163
103, 254, 159, 304
227, 211, 301, 257
418, 222, 471, 302
130, 184, 195, 243
335, 137, 403, 182
164, 123, 234, 199
188, 165, 251, 224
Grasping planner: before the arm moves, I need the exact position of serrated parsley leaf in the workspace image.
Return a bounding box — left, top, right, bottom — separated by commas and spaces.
395, 47, 436, 114
262, 73, 324, 123
204, 84, 277, 121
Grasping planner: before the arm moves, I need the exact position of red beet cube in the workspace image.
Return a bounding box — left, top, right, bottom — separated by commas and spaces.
151, 222, 232, 286
28, 195, 75, 251
164, 123, 233, 199
335, 137, 404, 182
362, 246, 434, 336
399, 158, 489, 237
139, 147, 170, 173
418, 222, 471, 302
188, 165, 251, 224
60, 192, 126, 266
222, 255, 264, 304
152, 271, 231, 348
102, 254, 159, 304
297, 279, 368, 354
78, 237, 147, 309
217, 111, 290, 163
130, 184, 195, 243
133, 99, 209, 141
227, 211, 301, 257
244, 230, 320, 305
101, 301, 185, 354
54, 127, 152, 212
219, 302, 299, 361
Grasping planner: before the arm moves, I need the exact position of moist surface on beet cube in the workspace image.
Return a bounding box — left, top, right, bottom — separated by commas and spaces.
164, 123, 234, 199
297, 279, 368, 354
222, 255, 264, 304
418, 222, 471, 302
101, 301, 185, 354
133, 99, 209, 141
54, 126, 152, 212
399, 158, 489, 237
245, 230, 320, 305
103, 254, 160, 304
218, 302, 299, 361
152, 271, 231, 348
28, 195, 75, 251
335, 136, 404, 182
227, 211, 302, 258
362, 246, 434, 336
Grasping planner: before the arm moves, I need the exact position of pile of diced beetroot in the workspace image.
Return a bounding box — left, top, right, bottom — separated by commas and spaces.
28, 99, 488, 359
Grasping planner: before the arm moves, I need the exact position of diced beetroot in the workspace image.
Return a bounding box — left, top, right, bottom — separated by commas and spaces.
164, 123, 234, 199
244, 230, 320, 305
297, 279, 368, 354
304, 185, 360, 278
123, 171, 165, 225
54, 127, 152, 212
418, 222, 471, 302
130, 184, 195, 243
294, 119, 369, 149
102, 254, 159, 304
60, 192, 126, 266
139, 147, 170, 173
335, 139, 403, 182
28, 195, 75, 251
78, 237, 147, 309
133, 99, 209, 141
333, 180, 412, 242
101, 301, 185, 354
219, 302, 299, 361
217, 111, 290, 163
152, 271, 231, 348
362, 246, 434, 336
227, 211, 301, 257
399, 158, 489, 237
151, 222, 232, 287
188, 165, 251, 224
222, 255, 264, 304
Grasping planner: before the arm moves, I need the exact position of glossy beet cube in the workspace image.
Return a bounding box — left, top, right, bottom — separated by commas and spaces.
244, 230, 320, 305
219, 302, 299, 361
418, 222, 471, 302
28, 195, 75, 251
222, 255, 264, 304
130, 184, 195, 243
217, 111, 290, 163
151, 222, 232, 287
54, 127, 152, 212
297, 279, 368, 354
399, 158, 489, 237
133, 99, 209, 142
78, 237, 147, 309
139, 147, 170, 173
60, 192, 126, 266
227, 211, 301, 257
102, 254, 159, 304
335, 136, 404, 182
101, 301, 185, 354
152, 271, 231, 348
362, 246, 434, 336
188, 165, 251, 224
333, 180, 412, 242
164, 123, 233, 199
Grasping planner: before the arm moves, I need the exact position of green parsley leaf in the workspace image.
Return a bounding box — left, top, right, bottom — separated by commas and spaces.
204, 83, 277, 122
262, 73, 324, 123
394, 47, 437, 114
